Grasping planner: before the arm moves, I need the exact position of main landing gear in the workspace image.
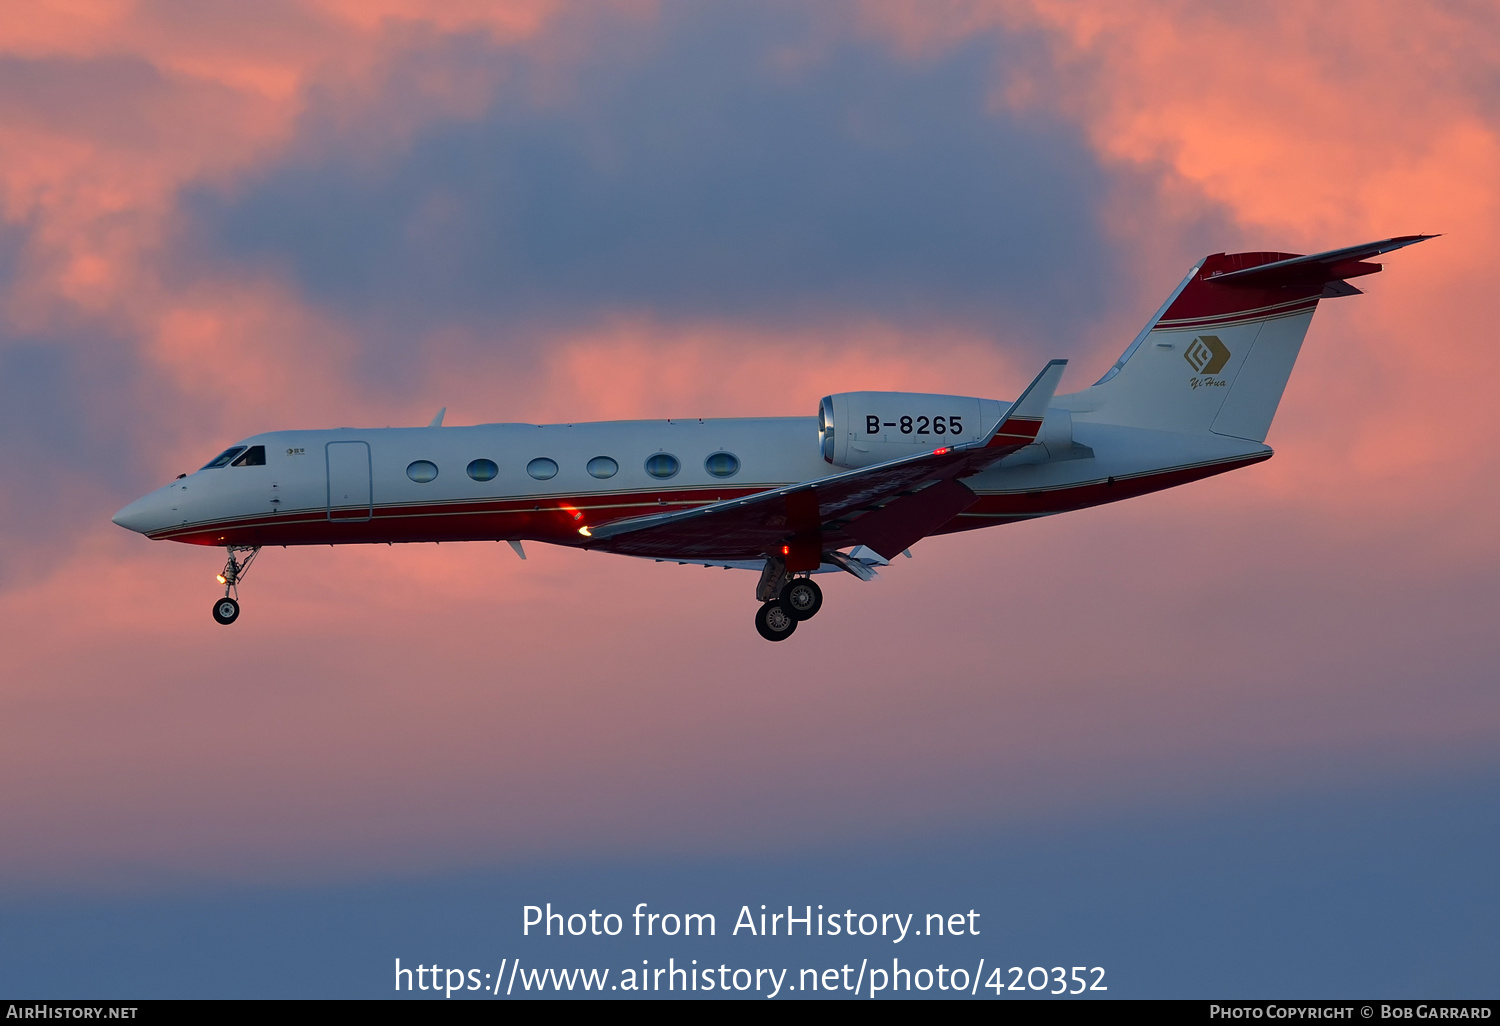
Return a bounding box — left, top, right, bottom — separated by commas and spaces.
755, 601, 798, 641
781, 578, 824, 620
212, 545, 259, 625
753, 559, 824, 642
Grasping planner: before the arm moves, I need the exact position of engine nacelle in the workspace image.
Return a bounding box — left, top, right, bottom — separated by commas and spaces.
817, 391, 1007, 468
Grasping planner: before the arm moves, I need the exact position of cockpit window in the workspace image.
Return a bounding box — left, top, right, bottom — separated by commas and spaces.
230, 445, 266, 467
202, 446, 246, 469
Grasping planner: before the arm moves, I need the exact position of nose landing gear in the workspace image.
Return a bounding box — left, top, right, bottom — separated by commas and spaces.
212, 545, 259, 625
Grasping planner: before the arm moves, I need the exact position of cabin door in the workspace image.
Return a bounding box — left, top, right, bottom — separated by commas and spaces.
326, 441, 373, 521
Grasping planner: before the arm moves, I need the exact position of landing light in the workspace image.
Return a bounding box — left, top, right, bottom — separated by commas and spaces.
578, 526, 592, 537
215, 574, 227, 584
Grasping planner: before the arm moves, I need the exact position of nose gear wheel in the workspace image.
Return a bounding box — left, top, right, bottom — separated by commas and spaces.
212, 545, 260, 625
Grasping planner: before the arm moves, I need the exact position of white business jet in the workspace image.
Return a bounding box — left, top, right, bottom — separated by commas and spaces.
113, 236, 1431, 640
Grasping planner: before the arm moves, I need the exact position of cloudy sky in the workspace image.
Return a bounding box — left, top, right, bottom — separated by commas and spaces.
1, 0, 1496, 998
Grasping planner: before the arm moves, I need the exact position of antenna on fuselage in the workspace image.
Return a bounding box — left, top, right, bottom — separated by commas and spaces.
428, 407, 446, 428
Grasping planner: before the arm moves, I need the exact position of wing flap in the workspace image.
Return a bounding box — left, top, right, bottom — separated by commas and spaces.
846, 477, 978, 560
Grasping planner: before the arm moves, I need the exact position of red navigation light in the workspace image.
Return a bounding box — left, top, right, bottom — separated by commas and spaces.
781, 545, 790, 555
934, 447, 950, 455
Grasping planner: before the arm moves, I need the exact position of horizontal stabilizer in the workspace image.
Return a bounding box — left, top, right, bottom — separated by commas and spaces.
1211, 234, 1437, 289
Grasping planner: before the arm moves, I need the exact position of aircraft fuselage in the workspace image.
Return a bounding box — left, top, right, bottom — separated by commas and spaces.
112, 413, 1267, 559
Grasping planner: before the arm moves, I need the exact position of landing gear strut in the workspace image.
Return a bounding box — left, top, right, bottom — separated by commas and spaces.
212, 545, 259, 626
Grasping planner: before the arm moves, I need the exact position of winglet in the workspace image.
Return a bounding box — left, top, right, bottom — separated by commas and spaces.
428, 407, 446, 428
982, 359, 1067, 449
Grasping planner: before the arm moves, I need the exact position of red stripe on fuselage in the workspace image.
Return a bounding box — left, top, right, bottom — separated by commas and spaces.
154, 453, 1270, 553
152, 485, 767, 547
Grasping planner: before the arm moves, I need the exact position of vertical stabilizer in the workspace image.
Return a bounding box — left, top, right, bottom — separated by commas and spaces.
1062, 235, 1434, 442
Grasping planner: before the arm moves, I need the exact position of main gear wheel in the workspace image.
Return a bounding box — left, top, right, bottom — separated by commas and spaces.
780, 578, 823, 620
754, 601, 798, 642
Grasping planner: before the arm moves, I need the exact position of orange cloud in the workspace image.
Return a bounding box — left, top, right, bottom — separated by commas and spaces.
0, 0, 648, 410
858, 0, 1500, 554
415, 314, 1035, 426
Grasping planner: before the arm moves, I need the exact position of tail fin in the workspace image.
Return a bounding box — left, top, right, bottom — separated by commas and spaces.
1067, 235, 1434, 441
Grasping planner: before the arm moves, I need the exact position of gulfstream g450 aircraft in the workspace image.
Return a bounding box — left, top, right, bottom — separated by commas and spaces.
114, 236, 1431, 640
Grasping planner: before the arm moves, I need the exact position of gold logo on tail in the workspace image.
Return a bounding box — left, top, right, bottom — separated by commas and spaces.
1184, 334, 1231, 375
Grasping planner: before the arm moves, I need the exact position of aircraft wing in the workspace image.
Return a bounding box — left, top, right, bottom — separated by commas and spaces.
586, 360, 1067, 563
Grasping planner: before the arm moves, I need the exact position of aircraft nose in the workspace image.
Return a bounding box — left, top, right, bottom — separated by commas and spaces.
112, 491, 172, 535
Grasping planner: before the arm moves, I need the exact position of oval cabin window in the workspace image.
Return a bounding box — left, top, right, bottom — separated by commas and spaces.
467, 458, 498, 482
527, 458, 559, 481
704, 451, 740, 478
644, 453, 680, 479
406, 460, 438, 483
586, 456, 618, 479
